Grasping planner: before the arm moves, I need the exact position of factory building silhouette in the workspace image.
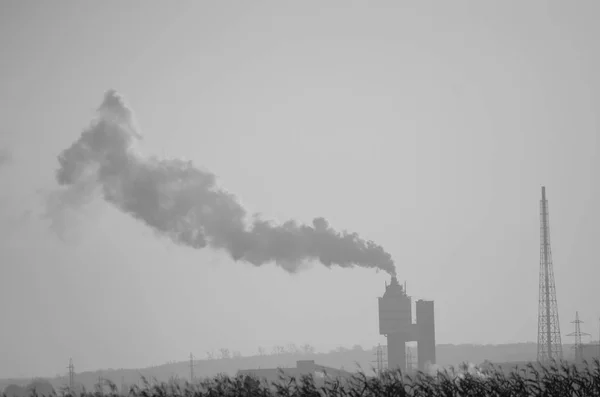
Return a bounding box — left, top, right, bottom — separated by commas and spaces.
378, 276, 436, 372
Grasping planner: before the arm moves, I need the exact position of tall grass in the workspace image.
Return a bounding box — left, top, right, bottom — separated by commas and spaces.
7, 359, 600, 397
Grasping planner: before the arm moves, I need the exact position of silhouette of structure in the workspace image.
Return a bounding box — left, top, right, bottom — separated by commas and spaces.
238, 360, 352, 386
406, 346, 415, 371
567, 311, 590, 363
189, 353, 194, 382
378, 276, 435, 372
371, 344, 387, 375
537, 186, 563, 362
67, 358, 75, 391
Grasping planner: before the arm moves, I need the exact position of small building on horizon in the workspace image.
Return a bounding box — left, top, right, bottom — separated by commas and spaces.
236, 360, 353, 386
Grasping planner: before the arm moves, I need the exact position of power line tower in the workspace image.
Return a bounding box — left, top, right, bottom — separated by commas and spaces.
567, 311, 590, 363
67, 358, 75, 391
406, 346, 414, 372
189, 353, 194, 382
371, 344, 387, 376
537, 186, 563, 363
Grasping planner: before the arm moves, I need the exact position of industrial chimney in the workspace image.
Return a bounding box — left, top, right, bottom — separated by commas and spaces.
378, 276, 436, 372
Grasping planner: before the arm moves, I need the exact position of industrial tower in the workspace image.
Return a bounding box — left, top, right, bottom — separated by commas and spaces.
378, 276, 435, 372
537, 186, 563, 362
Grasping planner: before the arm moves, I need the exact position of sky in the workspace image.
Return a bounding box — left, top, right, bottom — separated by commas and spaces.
0, 0, 599, 379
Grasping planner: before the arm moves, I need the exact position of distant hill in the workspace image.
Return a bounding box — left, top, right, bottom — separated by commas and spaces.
1, 342, 579, 394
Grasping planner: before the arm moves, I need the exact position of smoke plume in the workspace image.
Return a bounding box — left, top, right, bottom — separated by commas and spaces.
53, 90, 396, 276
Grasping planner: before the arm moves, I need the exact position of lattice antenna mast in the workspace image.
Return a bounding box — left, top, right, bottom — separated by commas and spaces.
567, 312, 590, 362
537, 186, 563, 362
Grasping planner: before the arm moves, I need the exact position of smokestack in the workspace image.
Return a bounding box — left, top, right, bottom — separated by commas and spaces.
51, 90, 397, 276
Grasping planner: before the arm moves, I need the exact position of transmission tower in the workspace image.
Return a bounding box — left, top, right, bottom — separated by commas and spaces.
567, 311, 590, 363
537, 186, 563, 362
371, 344, 387, 375
189, 353, 194, 382
67, 358, 75, 391
406, 346, 414, 371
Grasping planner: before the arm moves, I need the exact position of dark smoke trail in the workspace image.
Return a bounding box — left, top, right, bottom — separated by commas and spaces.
53, 90, 396, 276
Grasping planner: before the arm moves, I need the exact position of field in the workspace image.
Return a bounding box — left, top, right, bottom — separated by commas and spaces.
8, 359, 600, 397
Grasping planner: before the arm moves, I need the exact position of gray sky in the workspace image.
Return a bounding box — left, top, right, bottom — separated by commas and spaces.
0, 0, 598, 378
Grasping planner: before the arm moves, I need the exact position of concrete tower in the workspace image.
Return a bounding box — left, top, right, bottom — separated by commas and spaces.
378, 276, 436, 372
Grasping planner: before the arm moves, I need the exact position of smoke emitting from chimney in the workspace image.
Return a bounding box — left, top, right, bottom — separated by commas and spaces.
52, 89, 396, 276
